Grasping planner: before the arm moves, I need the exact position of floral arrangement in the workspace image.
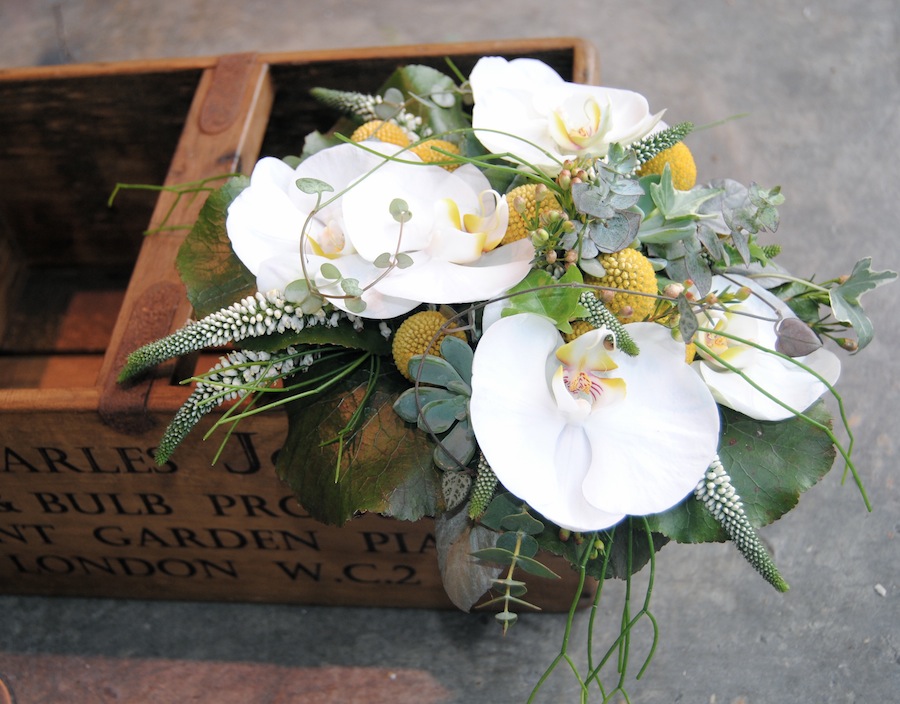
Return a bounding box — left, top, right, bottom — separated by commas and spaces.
118, 54, 895, 699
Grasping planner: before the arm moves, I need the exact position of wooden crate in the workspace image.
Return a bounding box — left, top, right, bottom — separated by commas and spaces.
0, 39, 599, 609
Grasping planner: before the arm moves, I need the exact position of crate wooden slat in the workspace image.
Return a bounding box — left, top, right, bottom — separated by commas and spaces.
0, 39, 598, 609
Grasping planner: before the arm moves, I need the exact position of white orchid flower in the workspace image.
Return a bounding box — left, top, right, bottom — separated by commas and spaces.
226, 143, 534, 319
468, 57, 665, 173
469, 314, 720, 532
693, 275, 841, 421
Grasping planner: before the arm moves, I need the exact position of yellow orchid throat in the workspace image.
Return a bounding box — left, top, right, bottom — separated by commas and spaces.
548, 96, 612, 153
433, 190, 507, 263
697, 314, 753, 369
553, 329, 626, 419
308, 219, 347, 260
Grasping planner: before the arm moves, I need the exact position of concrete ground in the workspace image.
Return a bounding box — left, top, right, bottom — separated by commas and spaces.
1, 0, 898, 701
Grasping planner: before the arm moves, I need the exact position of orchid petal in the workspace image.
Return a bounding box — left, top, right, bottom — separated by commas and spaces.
470, 315, 720, 531
695, 275, 842, 421
469, 57, 664, 171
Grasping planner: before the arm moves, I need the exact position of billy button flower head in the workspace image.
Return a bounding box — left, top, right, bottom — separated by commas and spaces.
392, 310, 466, 381
637, 141, 698, 191
469, 313, 720, 532
501, 184, 563, 245
585, 247, 659, 323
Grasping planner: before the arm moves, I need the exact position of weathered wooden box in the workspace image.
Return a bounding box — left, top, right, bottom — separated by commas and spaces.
0, 39, 598, 609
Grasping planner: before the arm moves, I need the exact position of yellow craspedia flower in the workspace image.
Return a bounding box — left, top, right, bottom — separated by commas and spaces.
392, 311, 467, 381
684, 341, 697, 364
350, 120, 410, 148
501, 184, 562, 245
562, 319, 595, 343
411, 139, 461, 170
586, 248, 658, 324
637, 142, 697, 191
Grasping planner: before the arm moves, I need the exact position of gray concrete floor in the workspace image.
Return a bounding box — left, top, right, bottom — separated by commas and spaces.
1, 0, 898, 702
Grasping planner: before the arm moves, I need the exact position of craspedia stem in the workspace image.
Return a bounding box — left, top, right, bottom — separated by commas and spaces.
118, 290, 345, 382
696, 455, 790, 592
468, 453, 499, 520
578, 291, 640, 356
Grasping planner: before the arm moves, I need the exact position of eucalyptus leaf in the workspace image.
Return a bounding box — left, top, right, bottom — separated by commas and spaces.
588, 210, 641, 253
499, 511, 545, 536
497, 532, 539, 558
512, 554, 560, 579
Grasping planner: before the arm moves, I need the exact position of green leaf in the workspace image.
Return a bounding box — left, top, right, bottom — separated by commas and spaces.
435, 510, 501, 611
432, 418, 476, 471
439, 335, 473, 382
418, 395, 468, 434
829, 257, 897, 351
502, 265, 585, 334
646, 401, 836, 543
380, 64, 468, 137
479, 493, 523, 532
512, 554, 560, 579
277, 368, 438, 526
471, 546, 517, 567
497, 531, 539, 558
295, 177, 334, 195
407, 354, 465, 388
320, 263, 341, 280
240, 320, 390, 356
393, 386, 455, 424
175, 176, 257, 317
499, 511, 545, 536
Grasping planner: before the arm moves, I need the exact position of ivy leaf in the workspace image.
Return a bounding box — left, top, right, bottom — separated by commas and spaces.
277, 369, 438, 526
176, 176, 257, 317
502, 265, 586, 334
829, 257, 897, 351
646, 401, 836, 543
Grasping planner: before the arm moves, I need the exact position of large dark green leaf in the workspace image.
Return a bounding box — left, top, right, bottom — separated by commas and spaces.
647, 401, 836, 543
380, 64, 468, 137
277, 368, 439, 526
176, 176, 257, 317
